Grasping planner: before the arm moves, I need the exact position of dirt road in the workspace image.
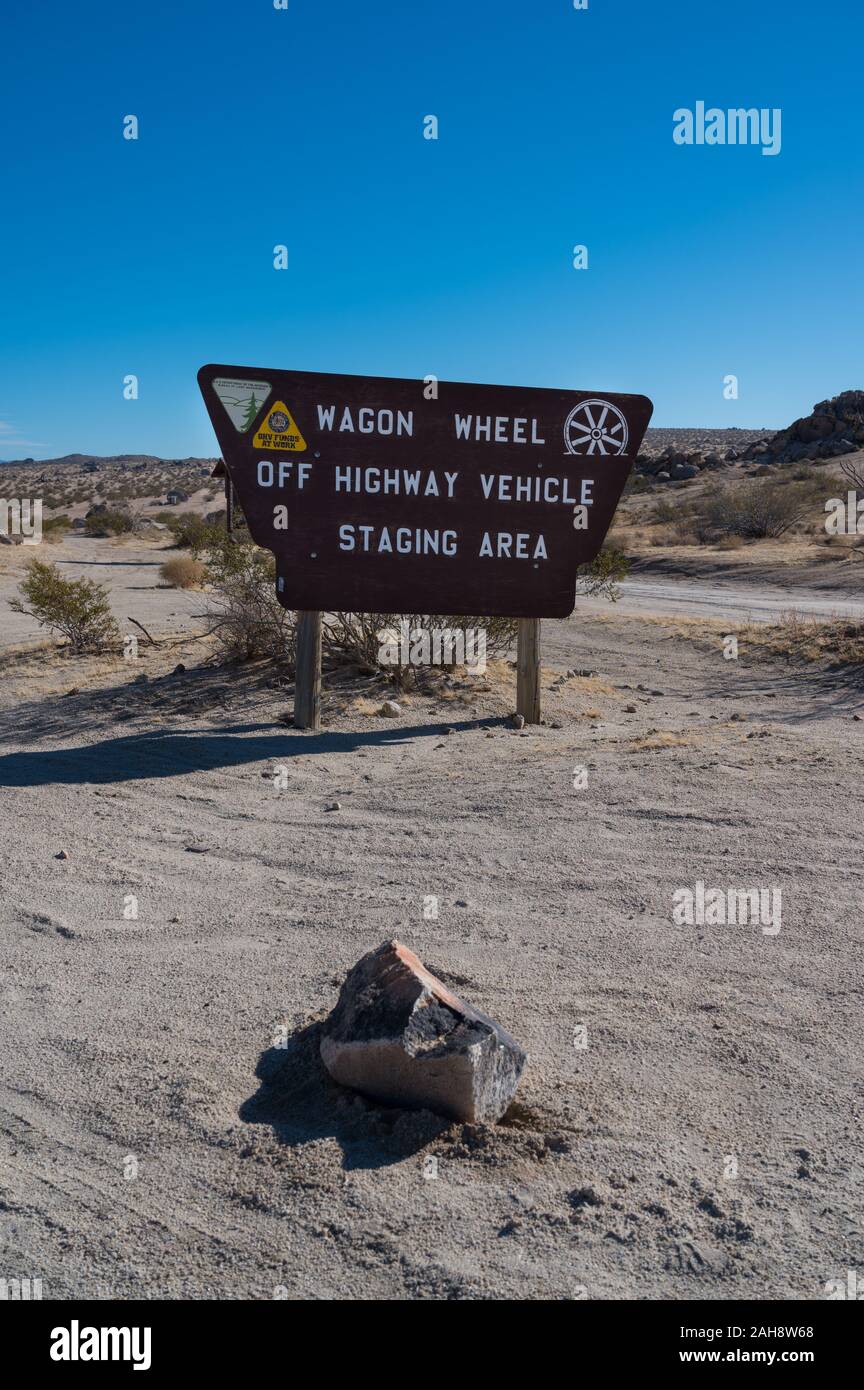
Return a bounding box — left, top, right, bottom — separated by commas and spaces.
608, 578, 864, 625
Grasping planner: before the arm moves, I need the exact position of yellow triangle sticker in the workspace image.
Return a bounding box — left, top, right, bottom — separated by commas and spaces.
252, 402, 307, 451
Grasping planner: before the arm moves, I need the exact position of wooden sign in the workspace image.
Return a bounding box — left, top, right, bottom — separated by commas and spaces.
198, 366, 652, 618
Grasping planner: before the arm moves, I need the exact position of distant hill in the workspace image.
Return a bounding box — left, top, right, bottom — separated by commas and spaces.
0, 453, 218, 469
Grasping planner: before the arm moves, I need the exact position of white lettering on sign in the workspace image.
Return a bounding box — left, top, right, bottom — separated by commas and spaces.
478, 474, 593, 505
334, 467, 459, 497
317, 405, 414, 437
453, 415, 545, 444
479, 532, 548, 560
339, 525, 458, 555
257, 460, 312, 488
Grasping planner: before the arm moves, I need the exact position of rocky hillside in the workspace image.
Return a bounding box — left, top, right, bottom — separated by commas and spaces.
636, 390, 864, 483
749, 390, 864, 464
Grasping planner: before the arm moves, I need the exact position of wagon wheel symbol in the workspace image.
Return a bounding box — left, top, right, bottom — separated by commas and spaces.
564, 399, 629, 456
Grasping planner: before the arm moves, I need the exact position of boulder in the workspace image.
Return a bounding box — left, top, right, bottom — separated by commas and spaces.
320, 939, 527, 1123
825, 436, 857, 456
797, 415, 833, 443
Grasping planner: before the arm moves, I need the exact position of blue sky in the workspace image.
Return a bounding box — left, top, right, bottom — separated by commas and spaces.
0, 0, 861, 459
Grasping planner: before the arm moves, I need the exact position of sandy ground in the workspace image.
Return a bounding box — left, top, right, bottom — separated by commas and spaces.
1, 596, 862, 1300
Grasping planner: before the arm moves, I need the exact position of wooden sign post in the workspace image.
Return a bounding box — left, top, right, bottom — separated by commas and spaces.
517, 618, 541, 725
294, 610, 322, 729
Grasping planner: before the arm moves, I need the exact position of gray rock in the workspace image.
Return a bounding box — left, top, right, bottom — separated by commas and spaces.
379, 700, 401, 717
320, 939, 527, 1123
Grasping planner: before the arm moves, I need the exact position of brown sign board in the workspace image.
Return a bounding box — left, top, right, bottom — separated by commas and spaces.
197, 365, 652, 618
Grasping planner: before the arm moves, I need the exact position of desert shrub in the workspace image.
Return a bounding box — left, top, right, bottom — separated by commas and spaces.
42, 515, 73, 543
648, 528, 676, 547
575, 546, 629, 599
167, 514, 212, 551
205, 538, 295, 661
788, 462, 821, 483
166, 513, 238, 555
10, 559, 119, 652
84, 507, 135, 537
841, 457, 864, 490
694, 480, 811, 541
651, 497, 680, 525
159, 556, 206, 589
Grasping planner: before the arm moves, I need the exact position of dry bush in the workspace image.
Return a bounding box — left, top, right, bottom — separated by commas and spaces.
693, 479, 812, 541
159, 556, 206, 589
841, 457, 864, 490
744, 613, 864, 666
645, 523, 698, 547
205, 538, 295, 663
323, 612, 515, 675
10, 558, 119, 653
42, 516, 72, 544
651, 497, 680, 525
576, 546, 629, 597
84, 507, 135, 537
166, 514, 228, 554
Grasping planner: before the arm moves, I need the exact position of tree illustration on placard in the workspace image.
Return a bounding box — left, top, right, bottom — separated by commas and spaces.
241, 392, 260, 432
